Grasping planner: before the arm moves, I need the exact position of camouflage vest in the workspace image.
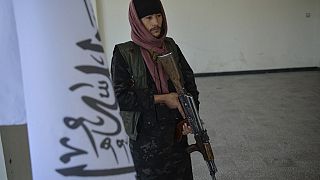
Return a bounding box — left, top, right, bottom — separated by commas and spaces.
117, 37, 179, 140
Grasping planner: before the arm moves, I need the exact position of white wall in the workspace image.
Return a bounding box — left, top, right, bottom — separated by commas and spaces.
98, 0, 320, 73
97, 0, 130, 64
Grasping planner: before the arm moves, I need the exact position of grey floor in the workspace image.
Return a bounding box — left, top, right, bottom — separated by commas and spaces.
190, 71, 320, 180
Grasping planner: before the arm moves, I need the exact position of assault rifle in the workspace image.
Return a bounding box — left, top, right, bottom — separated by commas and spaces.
157, 52, 218, 180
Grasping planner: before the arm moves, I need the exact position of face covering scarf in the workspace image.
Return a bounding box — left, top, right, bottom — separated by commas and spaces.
128, 0, 169, 93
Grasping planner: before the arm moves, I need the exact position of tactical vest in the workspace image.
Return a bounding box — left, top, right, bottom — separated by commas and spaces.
116, 37, 180, 140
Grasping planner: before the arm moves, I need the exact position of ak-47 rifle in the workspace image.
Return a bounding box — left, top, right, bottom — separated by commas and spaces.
157, 52, 218, 180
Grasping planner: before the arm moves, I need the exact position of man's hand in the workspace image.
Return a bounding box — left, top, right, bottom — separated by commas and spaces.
182, 123, 192, 135
154, 92, 185, 118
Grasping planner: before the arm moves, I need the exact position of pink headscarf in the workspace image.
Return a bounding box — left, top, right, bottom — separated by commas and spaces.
128, 0, 169, 94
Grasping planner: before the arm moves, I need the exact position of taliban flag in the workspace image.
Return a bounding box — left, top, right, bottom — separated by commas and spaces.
4, 0, 136, 179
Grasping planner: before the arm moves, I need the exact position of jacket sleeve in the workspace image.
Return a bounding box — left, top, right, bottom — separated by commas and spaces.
111, 46, 155, 112
176, 45, 200, 110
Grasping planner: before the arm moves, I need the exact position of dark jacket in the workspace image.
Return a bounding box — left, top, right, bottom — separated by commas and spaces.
111, 38, 199, 140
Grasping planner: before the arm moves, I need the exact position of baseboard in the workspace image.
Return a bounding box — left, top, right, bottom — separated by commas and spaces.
194, 67, 320, 77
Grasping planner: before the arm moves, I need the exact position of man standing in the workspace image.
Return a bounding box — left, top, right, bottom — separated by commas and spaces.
111, 0, 199, 179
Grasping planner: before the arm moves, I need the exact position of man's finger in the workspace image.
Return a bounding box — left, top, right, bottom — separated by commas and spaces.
187, 126, 193, 134
182, 124, 188, 135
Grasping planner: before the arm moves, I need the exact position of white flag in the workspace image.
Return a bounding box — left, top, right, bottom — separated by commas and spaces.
0, 0, 26, 125
12, 0, 136, 179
